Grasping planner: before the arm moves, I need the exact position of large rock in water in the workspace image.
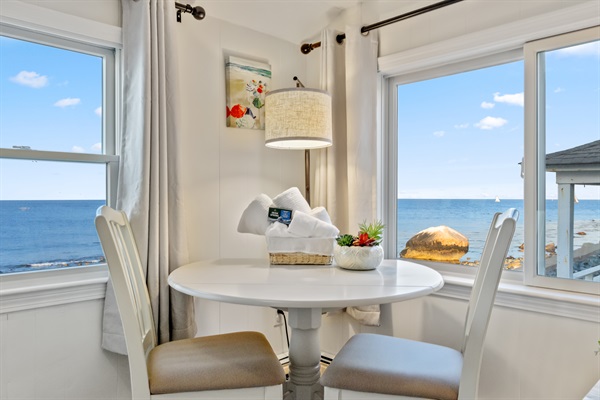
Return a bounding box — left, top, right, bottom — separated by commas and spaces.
400, 226, 469, 262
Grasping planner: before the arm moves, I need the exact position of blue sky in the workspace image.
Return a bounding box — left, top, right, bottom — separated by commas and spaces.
0, 36, 105, 200
398, 41, 600, 200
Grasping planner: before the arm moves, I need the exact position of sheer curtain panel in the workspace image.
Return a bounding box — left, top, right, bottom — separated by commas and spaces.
314, 26, 381, 326
102, 0, 196, 354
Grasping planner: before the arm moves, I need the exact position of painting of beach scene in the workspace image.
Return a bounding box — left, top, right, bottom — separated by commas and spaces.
225, 56, 271, 130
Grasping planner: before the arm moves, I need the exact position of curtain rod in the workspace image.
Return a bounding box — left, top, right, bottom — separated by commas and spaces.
300, 0, 464, 54
175, 2, 206, 23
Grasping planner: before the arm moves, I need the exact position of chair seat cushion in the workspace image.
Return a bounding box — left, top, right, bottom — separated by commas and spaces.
147, 331, 285, 394
320, 333, 463, 400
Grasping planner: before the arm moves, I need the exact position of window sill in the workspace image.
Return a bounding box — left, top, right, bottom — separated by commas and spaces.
418, 261, 600, 323
0, 265, 108, 314
0, 261, 597, 322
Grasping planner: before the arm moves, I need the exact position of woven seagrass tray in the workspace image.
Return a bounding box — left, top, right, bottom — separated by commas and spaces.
269, 252, 333, 265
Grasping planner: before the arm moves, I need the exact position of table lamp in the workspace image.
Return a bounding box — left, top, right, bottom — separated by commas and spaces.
265, 77, 332, 204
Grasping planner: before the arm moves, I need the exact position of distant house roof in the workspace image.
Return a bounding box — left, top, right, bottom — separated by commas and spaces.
546, 140, 600, 171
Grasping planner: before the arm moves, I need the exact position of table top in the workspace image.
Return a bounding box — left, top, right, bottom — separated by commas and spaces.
168, 258, 444, 310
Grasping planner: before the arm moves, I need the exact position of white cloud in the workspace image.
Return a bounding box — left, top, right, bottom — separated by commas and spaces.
91, 143, 102, 152
433, 130, 445, 137
555, 42, 600, 57
72, 145, 85, 153
481, 101, 495, 109
493, 92, 524, 107
54, 98, 81, 108
554, 87, 565, 93
475, 116, 508, 130
10, 71, 48, 88
454, 123, 469, 129
95, 107, 102, 117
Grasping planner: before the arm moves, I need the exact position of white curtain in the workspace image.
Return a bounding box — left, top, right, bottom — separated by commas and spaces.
102, 0, 196, 354
314, 26, 381, 325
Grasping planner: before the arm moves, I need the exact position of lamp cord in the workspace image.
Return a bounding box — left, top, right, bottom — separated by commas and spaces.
277, 309, 290, 349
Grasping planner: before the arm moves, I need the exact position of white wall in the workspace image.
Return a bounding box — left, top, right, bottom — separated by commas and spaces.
174, 13, 306, 352
0, 299, 131, 400
175, 16, 306, 263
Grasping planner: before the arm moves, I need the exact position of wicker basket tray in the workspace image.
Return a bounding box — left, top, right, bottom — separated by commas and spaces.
269, 252, 333, 265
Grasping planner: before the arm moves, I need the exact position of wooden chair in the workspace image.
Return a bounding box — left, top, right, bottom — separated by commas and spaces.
95, 205, 285, 400
320, 208, 519, 400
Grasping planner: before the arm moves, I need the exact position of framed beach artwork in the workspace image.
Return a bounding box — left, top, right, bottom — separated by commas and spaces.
225, 56, 271, 130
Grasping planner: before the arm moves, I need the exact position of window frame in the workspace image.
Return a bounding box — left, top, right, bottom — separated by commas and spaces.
523, 26, 600, 294
380, 2, 599, 297
0, 24, 120, 206
0, 2, 121, 311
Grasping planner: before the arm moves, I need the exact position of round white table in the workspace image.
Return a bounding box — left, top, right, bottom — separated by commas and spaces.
168, 258, 444, 400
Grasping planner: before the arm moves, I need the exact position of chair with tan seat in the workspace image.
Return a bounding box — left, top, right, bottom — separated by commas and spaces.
320, 208, 519, 400
95, 205, 285, 400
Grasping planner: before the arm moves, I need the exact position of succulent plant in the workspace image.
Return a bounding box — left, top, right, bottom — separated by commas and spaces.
336, 234, 355, 247
336, 220, 385, 247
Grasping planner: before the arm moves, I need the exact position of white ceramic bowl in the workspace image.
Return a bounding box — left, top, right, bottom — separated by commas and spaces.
333, 244, 384, 270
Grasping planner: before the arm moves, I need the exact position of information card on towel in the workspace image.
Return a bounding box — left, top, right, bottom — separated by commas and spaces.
268, 207, 292, 225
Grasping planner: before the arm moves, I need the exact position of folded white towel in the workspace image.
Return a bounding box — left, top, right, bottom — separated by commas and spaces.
272, 187, 311, 214
265, 222, 297, 238
237, 194, 273, 235
345, 305, 381, 327
308, 207, 332, 224
288, 211, 339, 238
266, 237, 335, 255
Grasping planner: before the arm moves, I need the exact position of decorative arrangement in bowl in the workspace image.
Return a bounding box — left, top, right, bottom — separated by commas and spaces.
334, 221, 384, 270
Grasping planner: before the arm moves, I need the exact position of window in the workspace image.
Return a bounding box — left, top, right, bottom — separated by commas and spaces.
524, 26, 600, 293
0, 26, 118, 274
383, 12, 599, 294
394, 62, 525, 271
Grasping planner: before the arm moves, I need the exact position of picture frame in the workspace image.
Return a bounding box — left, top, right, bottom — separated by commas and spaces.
225, 56, 271, 130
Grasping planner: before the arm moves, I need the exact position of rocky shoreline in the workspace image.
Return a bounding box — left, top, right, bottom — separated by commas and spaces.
399, 225, 600, 280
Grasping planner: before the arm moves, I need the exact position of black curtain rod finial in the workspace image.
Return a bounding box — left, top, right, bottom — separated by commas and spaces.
174, 2, 206, 23
190, 5, 206, 20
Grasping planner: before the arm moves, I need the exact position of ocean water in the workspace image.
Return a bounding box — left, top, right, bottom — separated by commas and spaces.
0, 200, 105, 274
1, 199, 598, 274
397, 199, 600, 261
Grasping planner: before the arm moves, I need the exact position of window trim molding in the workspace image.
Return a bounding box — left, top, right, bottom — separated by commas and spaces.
378, 0, 599, 78
0, 265, 109, 314
0, 148, 119, 164
0, 0, 121, 49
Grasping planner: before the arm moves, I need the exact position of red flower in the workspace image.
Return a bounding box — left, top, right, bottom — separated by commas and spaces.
356, 233, 375, 246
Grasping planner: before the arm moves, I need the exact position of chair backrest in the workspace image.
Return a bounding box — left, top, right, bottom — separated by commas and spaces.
95, 205, 156, 398
459, 208, 518, 400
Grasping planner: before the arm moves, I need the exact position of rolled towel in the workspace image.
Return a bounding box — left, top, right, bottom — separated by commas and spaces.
266, 236, 335, 255
272, 187, 311, 214
308, 206, 332, 224
237, 194, 273, 235
265, 221, 297, 238
288, 211, 339, 238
